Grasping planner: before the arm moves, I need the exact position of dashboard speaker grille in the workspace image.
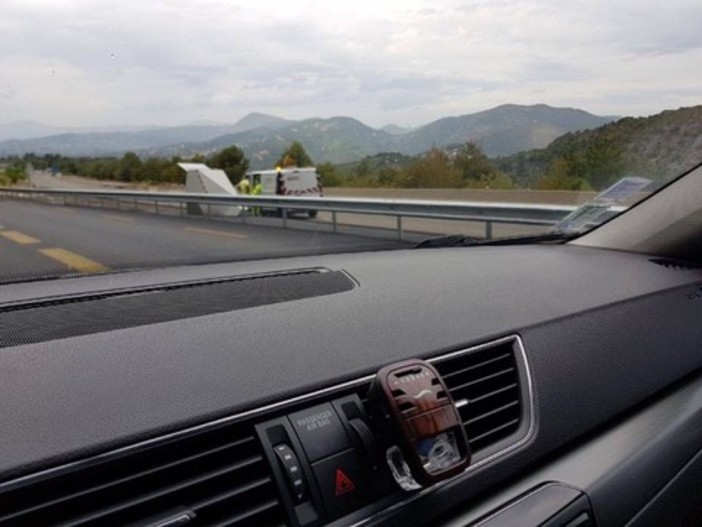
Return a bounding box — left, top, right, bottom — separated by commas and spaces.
0, 422, 285, 527
0, 269, 355, 348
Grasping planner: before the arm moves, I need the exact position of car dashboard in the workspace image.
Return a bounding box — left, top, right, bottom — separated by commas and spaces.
0, 244, 701, 526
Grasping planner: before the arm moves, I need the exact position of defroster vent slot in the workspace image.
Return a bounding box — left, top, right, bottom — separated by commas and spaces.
0, 268, 356, 348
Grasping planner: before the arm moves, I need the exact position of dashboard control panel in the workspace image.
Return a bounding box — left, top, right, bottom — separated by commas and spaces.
256, 394, 396, 526
257, 359, 475, 526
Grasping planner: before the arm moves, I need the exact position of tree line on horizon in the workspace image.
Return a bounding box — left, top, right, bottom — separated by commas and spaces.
2, 135, 628, 191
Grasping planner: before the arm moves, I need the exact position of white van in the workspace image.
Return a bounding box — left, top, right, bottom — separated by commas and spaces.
245, 167, 322, 218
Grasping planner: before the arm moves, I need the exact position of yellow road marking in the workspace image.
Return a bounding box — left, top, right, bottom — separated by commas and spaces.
39, 248, 109, 273
1, 230, 40, 245
183, 227, 248, 240
101, 214, 135, 222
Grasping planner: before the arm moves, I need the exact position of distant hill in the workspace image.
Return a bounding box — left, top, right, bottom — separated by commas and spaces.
149, 104, 613, 168
232, 112, 291, 132
0, 113, 292, 157
0, 121, 159, 142
151, 116, 399, 168
495, 105, 702, 188
380, 124, 413, 135
0, 126, 237, 157
335, 152, 416, 174
396, 104, 612, 157
0, 105, 613, 166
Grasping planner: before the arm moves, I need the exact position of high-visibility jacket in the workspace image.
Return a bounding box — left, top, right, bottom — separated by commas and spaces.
237, 179, 252, 194
252, 183, 263, 196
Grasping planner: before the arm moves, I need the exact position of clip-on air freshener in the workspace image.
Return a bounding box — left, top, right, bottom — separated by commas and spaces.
369, 359, 470, 490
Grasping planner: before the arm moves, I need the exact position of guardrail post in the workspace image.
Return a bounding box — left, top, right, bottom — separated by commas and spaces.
485, 221, 493, 240
397, 216, 403, 241
207, 203, 211, 218
282, 209, 288, 229
154, 200, 159, 215
133, 198, 137, 211
332, 211, 337, 233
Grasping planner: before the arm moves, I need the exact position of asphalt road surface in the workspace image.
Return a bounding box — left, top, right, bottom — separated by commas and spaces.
0, 199, 409, 282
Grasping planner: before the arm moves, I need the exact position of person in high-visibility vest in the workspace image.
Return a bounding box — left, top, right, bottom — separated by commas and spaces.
252, 178, 263, 216
236, 177, 251, 195
236, 178, 252, 215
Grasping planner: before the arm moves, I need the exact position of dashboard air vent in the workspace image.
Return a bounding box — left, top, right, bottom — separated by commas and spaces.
433, 340, 523, 452
0, 422, 285, 527
348, 339, 526, 455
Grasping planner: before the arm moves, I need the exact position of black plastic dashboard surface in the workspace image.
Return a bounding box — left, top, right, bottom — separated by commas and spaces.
0, 244, 700, 488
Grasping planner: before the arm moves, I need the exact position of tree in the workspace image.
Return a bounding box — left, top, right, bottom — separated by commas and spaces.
583, 135, 624, 189
354, 158, 371, 178
316, 162, 341, 186
378, 167, 400, 187
117, 152, 142, 182
536, 158, 591, 190
208, 145, 249, 184
453, 141, 511, 188
277, 141, 313, 168
189, 153, 207, 163
402, 148, 462, 188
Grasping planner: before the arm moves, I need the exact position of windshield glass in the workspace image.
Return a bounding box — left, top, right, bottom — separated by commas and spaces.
0, 1, 700, 282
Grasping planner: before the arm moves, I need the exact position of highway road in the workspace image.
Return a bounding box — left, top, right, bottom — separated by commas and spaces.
26, 171, 552, 240
0, 199, 408, 282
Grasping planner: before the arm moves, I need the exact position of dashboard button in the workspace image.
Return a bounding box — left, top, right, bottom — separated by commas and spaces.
289, 403, 350, 462
312, 449, 368, 520
273, 443, 308, 504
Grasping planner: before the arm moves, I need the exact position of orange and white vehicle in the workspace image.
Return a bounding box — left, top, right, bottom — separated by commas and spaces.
244, 167, 322, 218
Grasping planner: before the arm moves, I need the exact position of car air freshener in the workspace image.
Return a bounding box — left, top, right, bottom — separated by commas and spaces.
370, 359, 470, 488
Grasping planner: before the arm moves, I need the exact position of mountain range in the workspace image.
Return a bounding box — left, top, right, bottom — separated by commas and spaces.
0, 105, 614, 167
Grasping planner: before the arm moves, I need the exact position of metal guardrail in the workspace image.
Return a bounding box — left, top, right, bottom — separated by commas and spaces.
0, 186, 588, 240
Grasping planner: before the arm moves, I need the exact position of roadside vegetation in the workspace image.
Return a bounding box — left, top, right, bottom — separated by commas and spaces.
4, 106, 697, 191
0, 160, 26, 186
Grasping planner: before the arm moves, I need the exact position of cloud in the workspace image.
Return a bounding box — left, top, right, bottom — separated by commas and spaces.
0, 0, 700, 128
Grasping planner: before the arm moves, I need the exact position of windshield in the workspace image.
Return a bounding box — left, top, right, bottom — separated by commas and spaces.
0, 1, 700, 283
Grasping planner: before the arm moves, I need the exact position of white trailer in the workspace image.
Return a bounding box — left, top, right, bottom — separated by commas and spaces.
178, 163, 242, 217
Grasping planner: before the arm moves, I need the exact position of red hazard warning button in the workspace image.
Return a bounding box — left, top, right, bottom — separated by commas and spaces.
335, 468, 356, 496
312, 449, 368, 520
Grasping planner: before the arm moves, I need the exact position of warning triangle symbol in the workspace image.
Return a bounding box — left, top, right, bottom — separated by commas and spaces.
334, 468, 356, 496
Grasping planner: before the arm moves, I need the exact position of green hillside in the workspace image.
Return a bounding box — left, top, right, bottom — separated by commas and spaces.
495, 105, 702, 190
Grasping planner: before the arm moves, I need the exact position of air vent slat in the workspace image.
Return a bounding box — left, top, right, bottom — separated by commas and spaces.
468, 418, 521, 447
446, 367, 516, 394
190, 475, 273, 511
1, 424, 284, 527
0, 435, 258, 523
459, 382, 519, 405
57, 455, 266, 527
434, 339, 524, 453
207, 498, 284, 527
440, 352, 512, 381
465, 400, 520, 426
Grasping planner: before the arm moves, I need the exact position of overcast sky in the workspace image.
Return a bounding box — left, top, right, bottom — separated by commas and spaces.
1, 0, 700, 128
